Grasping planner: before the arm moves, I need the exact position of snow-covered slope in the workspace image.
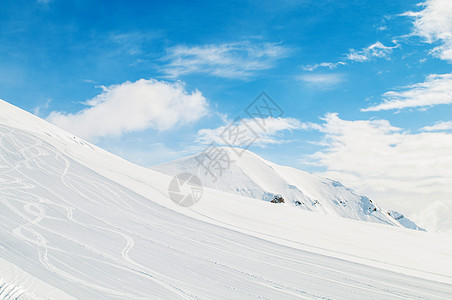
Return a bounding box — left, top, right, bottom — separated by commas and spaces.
153, 147, 422, 230
1, 99, 452, 299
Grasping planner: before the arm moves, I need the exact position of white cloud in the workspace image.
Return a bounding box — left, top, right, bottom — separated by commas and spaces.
304, 113, 452, 233
362, 73, 452, 111
302, 62, 346, 71
197, 117, 306, 146
422, 121, 452, 131
47, 79, 208, 140
161, 42, 289, 79
403, 0, 452, 62
33, 99, 51, 117
298, 73, 346, 88
302, 41, 395, 71
346, 41, 396, 62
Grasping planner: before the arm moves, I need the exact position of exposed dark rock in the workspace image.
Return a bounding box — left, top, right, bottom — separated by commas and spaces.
271, 194, 285, 203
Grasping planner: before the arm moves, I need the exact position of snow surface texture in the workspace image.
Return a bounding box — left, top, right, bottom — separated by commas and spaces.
153, 148, 423, 230
0, 99, 452, 299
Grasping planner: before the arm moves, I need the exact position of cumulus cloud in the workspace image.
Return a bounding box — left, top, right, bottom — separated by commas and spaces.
422, 121, 452, 131
161, 42, 289, 79
362, 73, 452, 111
304, 113, 452, 233
298, 73, 346, 88
403, 0, 452, 62
47, 79, 208, 140
197, 117, 306, 146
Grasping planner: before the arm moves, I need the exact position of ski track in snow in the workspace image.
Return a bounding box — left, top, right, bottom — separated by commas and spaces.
0, 125, 452, 299
0, 278, 25, 300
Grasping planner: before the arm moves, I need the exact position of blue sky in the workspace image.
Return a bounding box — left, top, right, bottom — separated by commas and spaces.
1, 0, 452, 232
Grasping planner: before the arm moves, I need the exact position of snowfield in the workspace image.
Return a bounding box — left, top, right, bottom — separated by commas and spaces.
1, 99, 452, 299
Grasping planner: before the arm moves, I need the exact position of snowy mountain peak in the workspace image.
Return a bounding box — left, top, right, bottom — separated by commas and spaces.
153, 146, 423, 230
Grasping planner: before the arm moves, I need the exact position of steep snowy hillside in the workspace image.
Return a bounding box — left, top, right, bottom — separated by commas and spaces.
1, 99, 452, 299
153, 147, 422, 230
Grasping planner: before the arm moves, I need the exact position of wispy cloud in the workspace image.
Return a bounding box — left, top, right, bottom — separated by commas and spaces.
161, 42, 289, 79
302, 62, 346, 71
303, 113, 452, 233
33, 99, 51, 117
346, 41, 396, 62
298, 73, 346, 88
403, 0, 452, 62
47, 79, 208, 140
362, 73, 452, 111
422, 121, 452, 131
197, 117, 306, 146
303, 41, 396, 71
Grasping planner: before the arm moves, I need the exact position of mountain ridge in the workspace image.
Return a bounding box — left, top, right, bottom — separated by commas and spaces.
153, 146, 423, 230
